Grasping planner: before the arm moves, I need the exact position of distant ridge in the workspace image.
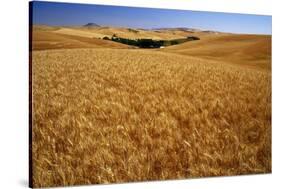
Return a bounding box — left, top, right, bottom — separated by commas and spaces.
83, 23, 100, 27
152, 27, 201, 32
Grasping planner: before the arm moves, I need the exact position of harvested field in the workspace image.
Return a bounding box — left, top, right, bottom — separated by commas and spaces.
162, 34, 272, 70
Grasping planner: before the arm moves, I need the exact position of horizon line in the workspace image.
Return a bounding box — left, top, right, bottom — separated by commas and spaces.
32, 24, 272, 36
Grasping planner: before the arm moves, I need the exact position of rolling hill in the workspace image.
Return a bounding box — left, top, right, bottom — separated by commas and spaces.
161, 34, 271, 70
32, 25, 271, 70
32, 30, 131, 50
31, 24, 272, 187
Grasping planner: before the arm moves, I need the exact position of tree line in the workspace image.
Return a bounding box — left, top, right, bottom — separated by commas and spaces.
103, 35, 199, 48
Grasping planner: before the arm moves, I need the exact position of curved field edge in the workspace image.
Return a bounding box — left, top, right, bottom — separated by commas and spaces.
31, 48, 271, 187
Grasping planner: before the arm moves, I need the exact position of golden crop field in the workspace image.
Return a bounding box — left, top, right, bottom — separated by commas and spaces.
31, 46, 271, 187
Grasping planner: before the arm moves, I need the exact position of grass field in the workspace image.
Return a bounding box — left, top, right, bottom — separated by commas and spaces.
31, 26, 271, 187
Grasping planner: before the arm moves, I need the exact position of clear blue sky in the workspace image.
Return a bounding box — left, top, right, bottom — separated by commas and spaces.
31, 1, 272, 35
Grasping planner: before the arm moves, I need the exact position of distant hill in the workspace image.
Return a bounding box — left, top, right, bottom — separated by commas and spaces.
153, 27, 201, 32
162, 34, 271, 70
83, 23, 100, 27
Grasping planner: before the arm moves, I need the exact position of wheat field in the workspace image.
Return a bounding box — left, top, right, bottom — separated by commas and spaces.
31, 47, 271, 187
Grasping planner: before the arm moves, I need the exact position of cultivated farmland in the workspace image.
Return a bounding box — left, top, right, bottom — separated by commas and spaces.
31, 26, 271, 187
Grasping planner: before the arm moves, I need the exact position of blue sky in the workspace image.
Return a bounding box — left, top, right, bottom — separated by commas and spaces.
31, 1, 272, 34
